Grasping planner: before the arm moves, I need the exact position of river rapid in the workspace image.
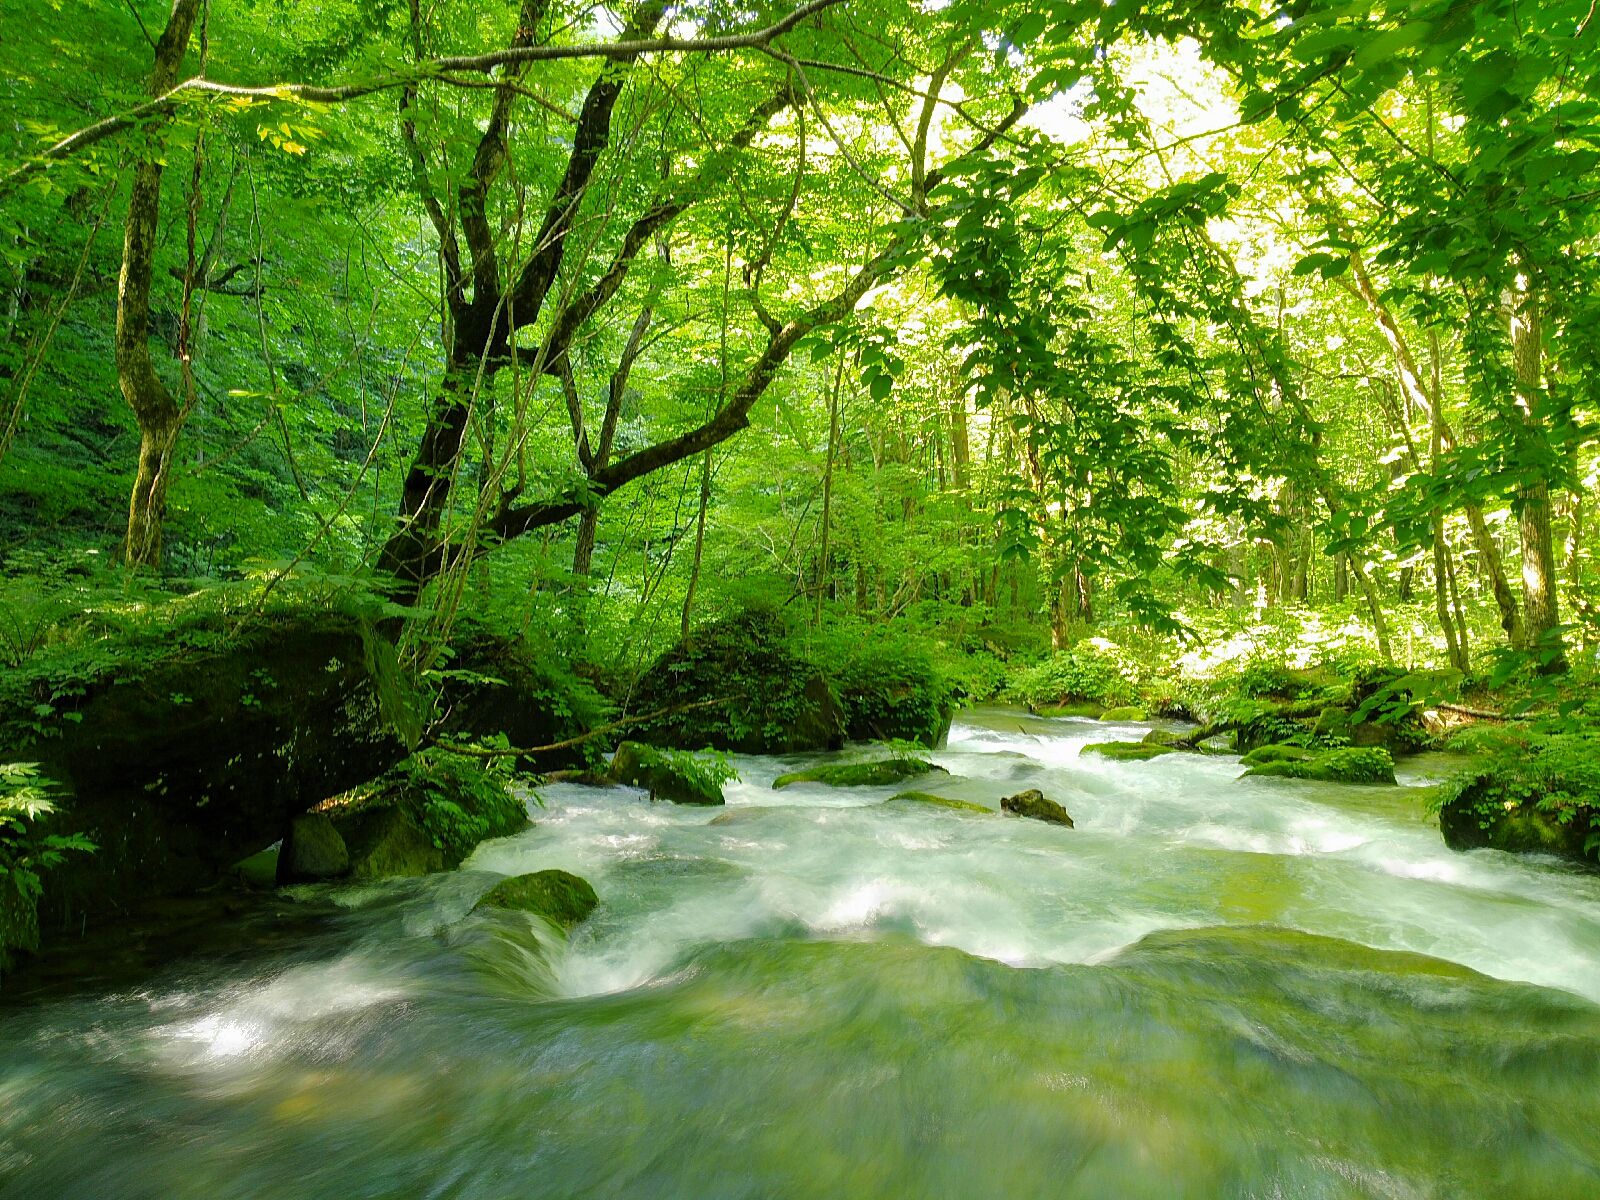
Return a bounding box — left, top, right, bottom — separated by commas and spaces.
3, 707, 1599, 1198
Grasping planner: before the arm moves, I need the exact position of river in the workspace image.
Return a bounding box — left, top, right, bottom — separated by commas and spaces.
3, 707, 1598, 1198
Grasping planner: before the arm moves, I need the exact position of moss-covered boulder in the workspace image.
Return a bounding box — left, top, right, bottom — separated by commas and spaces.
1242, 747, 1396, 785
1082, 741, 1175, 762
1239, 743, 1314, 768
1435, 732, 1598, 863
774, 758, 946, 789
1000, 789, 1074, 827
826, 636, 957, 748
276, 813, 349, 883
334, 804, 449, 878
1140, 728, 1190, 748
886, 791, 991, 813
473, 870, 598, 928
610, 742, 725, 806
1098, 706, 1147, 722
632, 610, 847, 753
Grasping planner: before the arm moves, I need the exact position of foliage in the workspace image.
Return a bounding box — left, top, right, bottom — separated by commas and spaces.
390, 741, 529, 864
0, 763, 94, 970
616, 743, 738, 797
1435, 729, 1600, 861
1009, 644, 1137, 710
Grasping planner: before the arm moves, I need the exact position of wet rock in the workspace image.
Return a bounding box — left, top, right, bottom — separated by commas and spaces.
885, 790, 991, 813
773, 758, 947, 789
473, 870, 598, 928
1098, 706, 1147, 722
1082, 741, 1175, 762
1000, 789, 1074, 827
610, 741, 725, 806
276, 813, 349, 883
1242, 747, 1396, 785
335, 805, 447, 879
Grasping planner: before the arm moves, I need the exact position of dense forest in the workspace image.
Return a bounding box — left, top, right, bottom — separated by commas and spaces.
1, 2, 1599, 1192
3, 2, 1600, 1196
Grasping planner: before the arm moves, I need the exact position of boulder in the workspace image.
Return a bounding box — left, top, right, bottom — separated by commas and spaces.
885, 791, 991, 813
1098, 706, 1147, 722
334, 804, 448, 878
630, 610, 847, 754
1242, 747, 1396, 785
1140, 728, 1190, 748
1239, 743, 1313, 768
473, 870, 598, 928
610, 742, 725, 805
1000, 789, 1074, 827
773, 758, 946, 789
1082, 741, 1174, 762
276, 813, 349, 883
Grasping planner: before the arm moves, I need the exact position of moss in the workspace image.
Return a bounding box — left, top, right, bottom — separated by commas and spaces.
1436, 734, 1600, 862
1098, 706, 1147, 722
1034, 702, 1104, 719
1243, 747, 1396, 785
1239, 743, 1314, 768
1313, 706, 1351, 739
1140, 728, 1189, 747
886, 791, 991, 813
473, 869, 598, 928
1000, 789, 1074, 827
334, 805, 448, 879
610, 741, 726, 806
773, 758, 946, 789
1082, 741, 1175, 762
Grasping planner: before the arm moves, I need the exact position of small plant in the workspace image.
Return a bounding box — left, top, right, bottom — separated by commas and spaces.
394, 738, 530, 861
627, 744, 739, 793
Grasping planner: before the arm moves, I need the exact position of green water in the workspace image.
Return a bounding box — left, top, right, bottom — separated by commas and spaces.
3, 708, 1598, 1198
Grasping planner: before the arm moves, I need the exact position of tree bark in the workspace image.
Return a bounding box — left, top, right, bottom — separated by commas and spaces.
117, 0, 202, 568
1509, 280, 1565, 672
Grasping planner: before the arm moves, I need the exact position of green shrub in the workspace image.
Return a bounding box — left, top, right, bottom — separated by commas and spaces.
1, 762, 94, 971
1435, 729, 1600, 860
390, 741, 531, 862
806, 627, 957, 747
1009, 645, 1135, 710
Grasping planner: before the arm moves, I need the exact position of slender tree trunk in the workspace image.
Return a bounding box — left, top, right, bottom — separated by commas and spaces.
680, 448, 713, 641
117, 0, 202, 568
1509, 280, 1566, 671
815, 356, 845, 626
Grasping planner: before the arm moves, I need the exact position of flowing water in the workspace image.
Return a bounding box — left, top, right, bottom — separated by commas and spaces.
4, 707, 1600, 1198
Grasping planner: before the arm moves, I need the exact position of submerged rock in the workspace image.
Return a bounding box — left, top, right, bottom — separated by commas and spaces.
276, 813, 349, 883
1082, 741, 1175, 762
773, 758, 946, 789
610, 741, 725, 805
885, 791, 991, 813
1000, 789, 1074, 828
473, 870, 598, 928
1242, 747, 1396, 785
1098, 706, 1147, 722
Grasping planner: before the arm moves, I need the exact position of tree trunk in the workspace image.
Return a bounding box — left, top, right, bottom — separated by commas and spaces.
680, 448, 713, 641
116, 0, 202, 568
815, 356, 845, 626
1509, 280, 1565, 671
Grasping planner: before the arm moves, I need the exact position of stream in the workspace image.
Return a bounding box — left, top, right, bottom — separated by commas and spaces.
3, 707, 1599, 1198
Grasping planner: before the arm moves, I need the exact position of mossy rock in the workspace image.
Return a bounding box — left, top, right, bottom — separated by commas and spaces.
1242, 747, 1396, 785
610, 741, 725, 806
773, 758, 946, 789
886, 791, 991, 813
1313, 706, 1352, 739
1439, 780, 1592, 859
335, 804, 448, 879
1141, 728, 1190, 748
631, 610, 846, 754
1000, 789, 1074, 828
1082, 741, 1175, 762
473, 869, 598, 928
276, 813, 349, 884
1239, 743, 1314, 768
1098, 706, 1147, 722
1034, 702, 1104, 719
